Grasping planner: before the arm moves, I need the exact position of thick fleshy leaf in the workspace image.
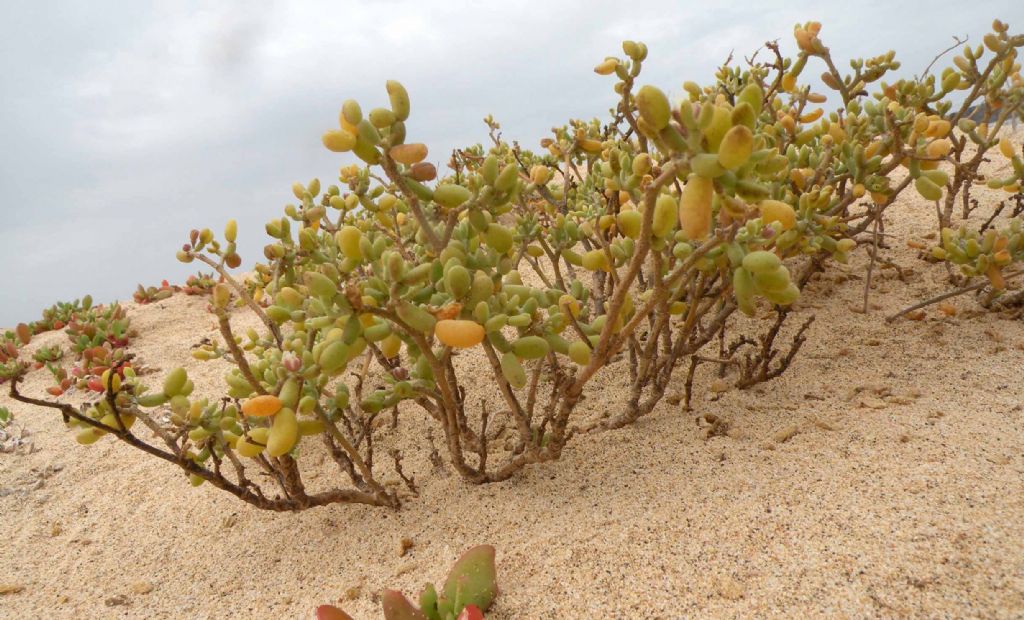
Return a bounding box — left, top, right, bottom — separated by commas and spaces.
315, 604, 354, 620
381, 589, 428, 620
419, 583, 440, 620
441, 545, 497, 613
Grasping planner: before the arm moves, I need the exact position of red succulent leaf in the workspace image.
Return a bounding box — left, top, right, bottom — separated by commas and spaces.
314, 604, 354, 620
456, 604, 485, 620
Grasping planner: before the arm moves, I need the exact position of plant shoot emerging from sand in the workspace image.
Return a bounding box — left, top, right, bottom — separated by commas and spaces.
316, 544, 497, 620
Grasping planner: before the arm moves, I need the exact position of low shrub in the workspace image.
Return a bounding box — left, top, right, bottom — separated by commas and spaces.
2, 20, 1022, 512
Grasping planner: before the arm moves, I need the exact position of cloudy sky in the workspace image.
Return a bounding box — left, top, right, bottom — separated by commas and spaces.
0, 0, 1018, 327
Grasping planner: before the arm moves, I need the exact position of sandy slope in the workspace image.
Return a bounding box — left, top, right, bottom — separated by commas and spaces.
2, 157, 1024, 619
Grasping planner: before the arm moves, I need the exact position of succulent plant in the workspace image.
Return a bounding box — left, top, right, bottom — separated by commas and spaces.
6, 20, 1022, 514
32, 345, 63, 365
133, 280, 176, 304
44, 363, 72, 397
182, 272, 218, 295
65, 302, 135, 353
0, 325, 33, 385
932, 220, 1022, 289
28, 295, 92, 334
316, 545, 497, 620
923, 124, 1024, 294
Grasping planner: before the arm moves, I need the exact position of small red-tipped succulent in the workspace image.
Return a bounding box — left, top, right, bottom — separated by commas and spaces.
315, 545, 497, 620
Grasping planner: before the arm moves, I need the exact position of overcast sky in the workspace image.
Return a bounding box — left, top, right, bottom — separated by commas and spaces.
0, 1, 1019, 327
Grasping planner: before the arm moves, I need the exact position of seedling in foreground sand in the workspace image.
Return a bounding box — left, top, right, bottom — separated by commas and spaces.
315, 545, 497, 620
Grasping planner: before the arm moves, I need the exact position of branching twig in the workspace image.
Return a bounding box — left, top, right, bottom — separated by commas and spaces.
886, 269, 1024, 322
